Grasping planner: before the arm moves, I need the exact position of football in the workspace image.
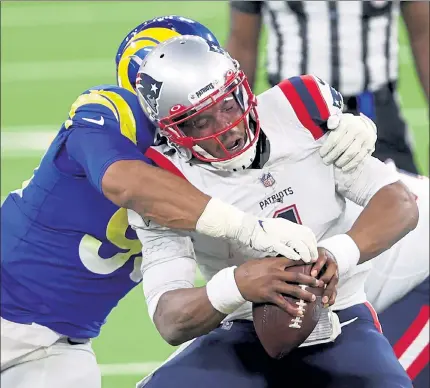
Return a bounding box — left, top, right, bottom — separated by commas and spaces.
252, 264, 324, 359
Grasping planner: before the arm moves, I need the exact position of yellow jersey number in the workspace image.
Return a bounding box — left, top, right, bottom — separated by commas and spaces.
79, 208, 143, 283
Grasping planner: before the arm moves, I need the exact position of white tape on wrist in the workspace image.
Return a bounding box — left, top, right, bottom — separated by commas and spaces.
206, 266, 246, 315
318, 234, 360, 277
196, 198, 245, 239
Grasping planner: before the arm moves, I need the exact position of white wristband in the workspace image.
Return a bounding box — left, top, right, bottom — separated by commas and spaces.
206, 266, 246, 314
196, 198, 245, 239
317, 234, 360, 277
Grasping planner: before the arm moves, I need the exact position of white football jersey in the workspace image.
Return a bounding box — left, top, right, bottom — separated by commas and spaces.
130, 75, 399, 321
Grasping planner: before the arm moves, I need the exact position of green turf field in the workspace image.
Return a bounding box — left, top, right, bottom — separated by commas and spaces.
1, 2, 428, 387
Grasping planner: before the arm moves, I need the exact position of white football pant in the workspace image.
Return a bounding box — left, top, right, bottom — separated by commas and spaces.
1, 317, 101, 388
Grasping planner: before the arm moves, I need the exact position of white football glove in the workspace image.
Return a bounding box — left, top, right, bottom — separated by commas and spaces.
320, 113, 377, 172
238, 215, 318, 263
196, 198, 318, 263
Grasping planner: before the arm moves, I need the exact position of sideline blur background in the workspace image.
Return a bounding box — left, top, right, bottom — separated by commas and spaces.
1, 2, 428, 387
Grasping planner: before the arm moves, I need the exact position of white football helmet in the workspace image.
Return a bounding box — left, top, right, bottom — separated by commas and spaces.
136, 35, 260, 171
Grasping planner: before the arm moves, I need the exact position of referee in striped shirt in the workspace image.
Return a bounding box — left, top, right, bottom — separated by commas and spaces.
226, 1, 429, 174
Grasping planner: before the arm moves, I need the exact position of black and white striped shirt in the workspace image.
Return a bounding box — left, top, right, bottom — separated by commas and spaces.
231, 0, 400, 96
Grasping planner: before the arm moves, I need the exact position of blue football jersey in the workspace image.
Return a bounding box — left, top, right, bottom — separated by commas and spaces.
1, 85, 156, 338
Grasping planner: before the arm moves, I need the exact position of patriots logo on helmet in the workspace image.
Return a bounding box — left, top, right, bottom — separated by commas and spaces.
136, 73, 163, 115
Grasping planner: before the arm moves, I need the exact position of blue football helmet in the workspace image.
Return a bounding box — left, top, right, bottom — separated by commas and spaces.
115, 15, 220, 93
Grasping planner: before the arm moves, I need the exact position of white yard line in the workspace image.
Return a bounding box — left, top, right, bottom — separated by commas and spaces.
1, 130, 56, 157
1, 128, 57, 149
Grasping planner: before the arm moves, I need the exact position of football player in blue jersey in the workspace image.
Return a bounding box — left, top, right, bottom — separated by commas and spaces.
1, 16, 378, 388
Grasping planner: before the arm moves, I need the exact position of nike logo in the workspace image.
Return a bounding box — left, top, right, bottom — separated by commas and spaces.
82, 116, 104, 126
340, 317, 358, 328
258, 220, 266, 232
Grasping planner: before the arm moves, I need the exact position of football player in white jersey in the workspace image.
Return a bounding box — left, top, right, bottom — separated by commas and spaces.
129, 36, 422, 387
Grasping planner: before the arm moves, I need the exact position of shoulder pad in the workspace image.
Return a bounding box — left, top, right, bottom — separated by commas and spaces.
277, 75, 343, 140
65, 85, 141, 145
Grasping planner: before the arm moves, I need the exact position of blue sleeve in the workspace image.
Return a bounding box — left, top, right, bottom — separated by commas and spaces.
65, 109, 151, 193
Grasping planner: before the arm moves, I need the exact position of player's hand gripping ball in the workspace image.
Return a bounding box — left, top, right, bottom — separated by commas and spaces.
252, 249, 338, 359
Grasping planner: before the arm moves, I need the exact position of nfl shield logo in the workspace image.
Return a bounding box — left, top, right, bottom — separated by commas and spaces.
259, 172, 276, 187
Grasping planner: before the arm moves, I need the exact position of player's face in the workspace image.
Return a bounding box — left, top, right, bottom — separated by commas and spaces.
179, 96, 247, 159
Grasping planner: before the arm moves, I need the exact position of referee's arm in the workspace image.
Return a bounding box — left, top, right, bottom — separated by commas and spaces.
226, 1, 263, 88
401, 1, 429, 100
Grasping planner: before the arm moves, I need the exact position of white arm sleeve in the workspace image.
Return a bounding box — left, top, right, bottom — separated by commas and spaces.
129, 210, 197, 321
334, 156, 400, 206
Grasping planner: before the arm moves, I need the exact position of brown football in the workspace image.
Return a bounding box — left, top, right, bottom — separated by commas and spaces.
252, 264, 324, 359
